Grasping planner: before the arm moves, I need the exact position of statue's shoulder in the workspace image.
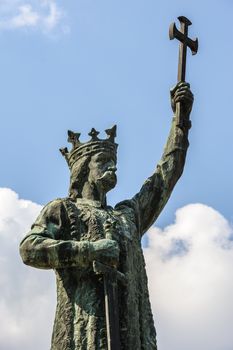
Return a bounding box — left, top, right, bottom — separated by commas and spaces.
115, 198, 140, 229
48, 197, 66, 205
30, 198, 70, 229
39, 197, 69, 218
43, 197, 67, 209
44, 197, 83, 215
115, 199, 131, 210
115, 198, 138, 217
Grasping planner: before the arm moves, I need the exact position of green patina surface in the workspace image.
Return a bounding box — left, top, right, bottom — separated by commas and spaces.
20, 82, 193, 350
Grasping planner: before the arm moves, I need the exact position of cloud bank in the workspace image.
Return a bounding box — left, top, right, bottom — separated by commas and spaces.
0, 0, 65, 33
0, 188, 233, 349
145, 203, 233, 350
0, 188, 55, 350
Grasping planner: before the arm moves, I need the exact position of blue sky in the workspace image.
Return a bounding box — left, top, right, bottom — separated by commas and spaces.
1, 0, 232, 225
0, 1, 233, 349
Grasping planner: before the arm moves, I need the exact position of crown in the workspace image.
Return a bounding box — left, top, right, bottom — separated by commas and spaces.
60, 125, 118, 169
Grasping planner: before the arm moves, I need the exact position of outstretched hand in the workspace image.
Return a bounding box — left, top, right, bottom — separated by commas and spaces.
170, 82, 194, 117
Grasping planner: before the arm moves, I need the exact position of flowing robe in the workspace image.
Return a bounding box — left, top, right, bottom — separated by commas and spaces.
20, 118, 190, 349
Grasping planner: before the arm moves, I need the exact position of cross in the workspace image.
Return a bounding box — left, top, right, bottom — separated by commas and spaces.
169, 16, 198, 82
169, 16, 198, 128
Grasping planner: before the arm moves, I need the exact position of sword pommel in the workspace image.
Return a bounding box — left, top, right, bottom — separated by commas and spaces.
93, 260, 127, 286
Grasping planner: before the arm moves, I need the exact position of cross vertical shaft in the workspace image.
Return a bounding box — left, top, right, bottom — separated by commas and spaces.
178, 21, 188, 82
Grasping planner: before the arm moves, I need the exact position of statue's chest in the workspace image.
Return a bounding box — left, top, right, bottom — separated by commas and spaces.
67, 201, 134, 244
78, 206, 109, 241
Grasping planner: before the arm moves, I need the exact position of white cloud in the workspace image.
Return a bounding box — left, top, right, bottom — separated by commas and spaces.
145, 203, 233, 350
43, 1, 61, 30
0, 0, 65, 33
0, 188, 56, 350
1, 189, 233, 349
8, 5, 39, 28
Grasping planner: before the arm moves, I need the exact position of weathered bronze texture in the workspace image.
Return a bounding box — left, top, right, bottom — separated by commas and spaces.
19, 18, 197, 350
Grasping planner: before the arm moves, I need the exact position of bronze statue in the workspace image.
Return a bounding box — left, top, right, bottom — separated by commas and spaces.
19, 16, 197, 350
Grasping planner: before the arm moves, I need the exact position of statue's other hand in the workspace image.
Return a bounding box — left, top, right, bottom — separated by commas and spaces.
170, 82, 194, 117
90, 239, 119, 267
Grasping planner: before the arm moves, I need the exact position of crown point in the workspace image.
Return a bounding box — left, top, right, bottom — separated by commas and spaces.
67, 130, 81, 148
105, 125, 117, 141
59, 147, 68, 156
88, 128, 100, 141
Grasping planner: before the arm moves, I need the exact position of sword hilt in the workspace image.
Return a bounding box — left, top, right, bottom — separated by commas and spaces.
93, 260, 127, 286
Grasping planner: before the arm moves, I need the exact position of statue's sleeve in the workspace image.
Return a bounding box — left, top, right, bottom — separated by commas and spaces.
19, 199, 90, 269
130, 117, 190, 236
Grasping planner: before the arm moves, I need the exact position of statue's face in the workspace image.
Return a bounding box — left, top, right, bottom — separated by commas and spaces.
88, 152, 117, 193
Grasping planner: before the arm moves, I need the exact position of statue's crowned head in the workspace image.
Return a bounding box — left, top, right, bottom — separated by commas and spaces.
60, 125, 118, 199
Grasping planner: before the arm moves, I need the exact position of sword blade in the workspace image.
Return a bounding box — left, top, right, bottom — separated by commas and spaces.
104, 272, 121, 350
93, 261, 122, 349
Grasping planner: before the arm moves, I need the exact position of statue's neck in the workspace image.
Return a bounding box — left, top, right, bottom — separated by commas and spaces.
81, 182, 107, 207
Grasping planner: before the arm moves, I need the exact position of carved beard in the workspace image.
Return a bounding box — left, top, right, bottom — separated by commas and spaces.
96, 171, 117, 192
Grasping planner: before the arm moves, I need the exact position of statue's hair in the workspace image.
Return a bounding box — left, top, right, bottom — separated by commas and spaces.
68, 155, 91, 200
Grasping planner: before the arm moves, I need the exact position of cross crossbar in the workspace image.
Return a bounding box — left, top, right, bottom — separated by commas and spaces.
169, 16, 198, 82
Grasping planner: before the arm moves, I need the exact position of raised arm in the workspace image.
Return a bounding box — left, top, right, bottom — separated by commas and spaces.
132, 82, 193, 235
20, 199, 119, 269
